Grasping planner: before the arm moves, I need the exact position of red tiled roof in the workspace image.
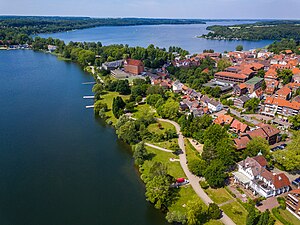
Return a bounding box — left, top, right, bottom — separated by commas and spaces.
231, 119, 249, 133
253, 155, 268, 167
215, 72, 247, 80
214, 114, 234, 125
124, 59, 143, 66
234, 136, 251, 150
273, 173, 290, 189
265, 97, 300, 110
239, 83, 247, 89
247, 128, 268, 139
276, 86, 292, 98
258, 124, 280, 137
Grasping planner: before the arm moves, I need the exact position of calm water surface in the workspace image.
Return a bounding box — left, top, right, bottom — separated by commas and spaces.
0, 50, 169, 225
39, 21, 274, 53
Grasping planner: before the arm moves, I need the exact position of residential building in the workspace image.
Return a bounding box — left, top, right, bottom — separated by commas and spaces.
172, 80, 184, 93
234, 95, 251, 108
234, 83, 248, 96
230, 119, 249, 133
48, 45, 57, 52
207, 99, 223, 112
275, 86, 292, 100
214, 114, 234, 125
246, 124, 280, 145
233, 155, 290, 198
245, 77, 264, 93
124, 59, 144, 75
286, 189, 300, 220
233, 136, 251, 151
262, 97, 300, 118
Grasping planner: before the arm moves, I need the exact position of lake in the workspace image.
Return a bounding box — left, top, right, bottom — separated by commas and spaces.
0, 50, 169, 225
39, 21, 274, 53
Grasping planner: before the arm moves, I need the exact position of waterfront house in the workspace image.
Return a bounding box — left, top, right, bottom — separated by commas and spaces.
233, 155, 290, 198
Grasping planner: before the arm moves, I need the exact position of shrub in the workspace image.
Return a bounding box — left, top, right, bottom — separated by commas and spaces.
200, 180, 209, 189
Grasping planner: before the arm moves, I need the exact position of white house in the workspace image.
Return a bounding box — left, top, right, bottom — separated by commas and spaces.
233, 155, 290, 198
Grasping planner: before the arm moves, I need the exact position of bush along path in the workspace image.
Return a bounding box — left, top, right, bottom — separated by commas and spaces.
157, 118, 236, 225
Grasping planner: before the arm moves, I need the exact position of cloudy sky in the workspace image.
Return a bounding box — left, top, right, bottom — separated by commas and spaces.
1, 0, 299, 19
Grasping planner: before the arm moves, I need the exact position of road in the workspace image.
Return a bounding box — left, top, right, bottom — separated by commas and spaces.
158, 119, 236, 225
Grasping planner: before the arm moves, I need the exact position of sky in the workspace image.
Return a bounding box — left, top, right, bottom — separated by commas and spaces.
1, 0, 299, 19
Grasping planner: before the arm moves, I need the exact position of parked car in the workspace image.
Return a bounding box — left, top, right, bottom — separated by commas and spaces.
292, 177, 300, 186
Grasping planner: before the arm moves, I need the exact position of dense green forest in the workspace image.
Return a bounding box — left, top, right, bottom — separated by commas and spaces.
0, 16, 205, 45
201, 20, 300, 40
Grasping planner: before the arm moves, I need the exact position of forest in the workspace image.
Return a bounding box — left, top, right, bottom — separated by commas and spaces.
201, 20, 300, 40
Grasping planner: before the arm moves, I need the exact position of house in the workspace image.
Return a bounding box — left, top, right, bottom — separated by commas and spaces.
234, 95, 251, 108
234, 83, 248, 96
245, 77, 264, 93
214, 114, 234, 125
246, 124, 280, 145
275, 86, 292, 100
286, 189, 300, 220
48, 45, 57, 52
265, 79, 279, 95
124, 59, 144, 75
250, 88, 264, 100
233, 155, 290, 198
230, 119, 249, 133
207, 99, 223, 112
233, 136, 251, 151
214, 71, 248, 83
265, 69, 278, 80
173, 80, 184, 93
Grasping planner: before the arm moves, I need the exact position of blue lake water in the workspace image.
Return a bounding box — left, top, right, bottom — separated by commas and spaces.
0, 50, 169, 225
39, 21, 274, 53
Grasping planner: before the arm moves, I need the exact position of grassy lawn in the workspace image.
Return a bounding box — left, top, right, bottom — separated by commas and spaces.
220, 201, 248, 225
133, 104, 158, 119
98, 91, 130, 125
144, 146, 185, 178
204, 220, 224, 225
168, 186, 202, 212
277, 209, 300, 225
205, 188, 233, 205
150, 139, 179, 151
184, 138, 201, 162
148, 121, 176, 134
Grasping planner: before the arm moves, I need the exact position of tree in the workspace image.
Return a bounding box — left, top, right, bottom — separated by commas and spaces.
145, 175, 172, 209
116, 121, 140, 144
204, 160, 227, 188
246, 204, 259, 225
186, 200, 206, 225
244, 98, 260, 113
208, 203, 221, 220
157, 99, 179, 120
288, 114, 300, 129
273, 131, 300, 171
277, 69, 293, 85
146, 94, 163, 106
112, 96, 126, 119
94, 101, 108, 115
217, 58, 232, 71
115, 80, 131, 95
257, 69, 266, 78
188, 158, 207, 176
133, 142, 148, 165
146, 85, 165, 95
243, 137, 270, 158
77, 49, 95, 66
203, 124, 228, 146
257, 210, 275, 225
236, 45, 244, 51
166, 211, 187, 224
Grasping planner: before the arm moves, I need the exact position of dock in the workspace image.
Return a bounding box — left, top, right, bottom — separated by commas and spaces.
82, 81, 96, 85
83, 96, 95, 99
85, 105, 95, 109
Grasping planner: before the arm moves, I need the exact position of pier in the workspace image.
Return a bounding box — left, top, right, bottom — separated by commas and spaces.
83, 96, 95, 99
85, 105, 95, 109
82, 81, 96, 85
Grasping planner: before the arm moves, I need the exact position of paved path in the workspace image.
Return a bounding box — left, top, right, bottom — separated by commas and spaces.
145, 143, 173, 153
158, 118, 236, 225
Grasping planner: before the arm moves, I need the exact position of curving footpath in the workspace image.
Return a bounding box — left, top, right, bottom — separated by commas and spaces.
158, 119, 236, 225
145, 143, 173, 153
